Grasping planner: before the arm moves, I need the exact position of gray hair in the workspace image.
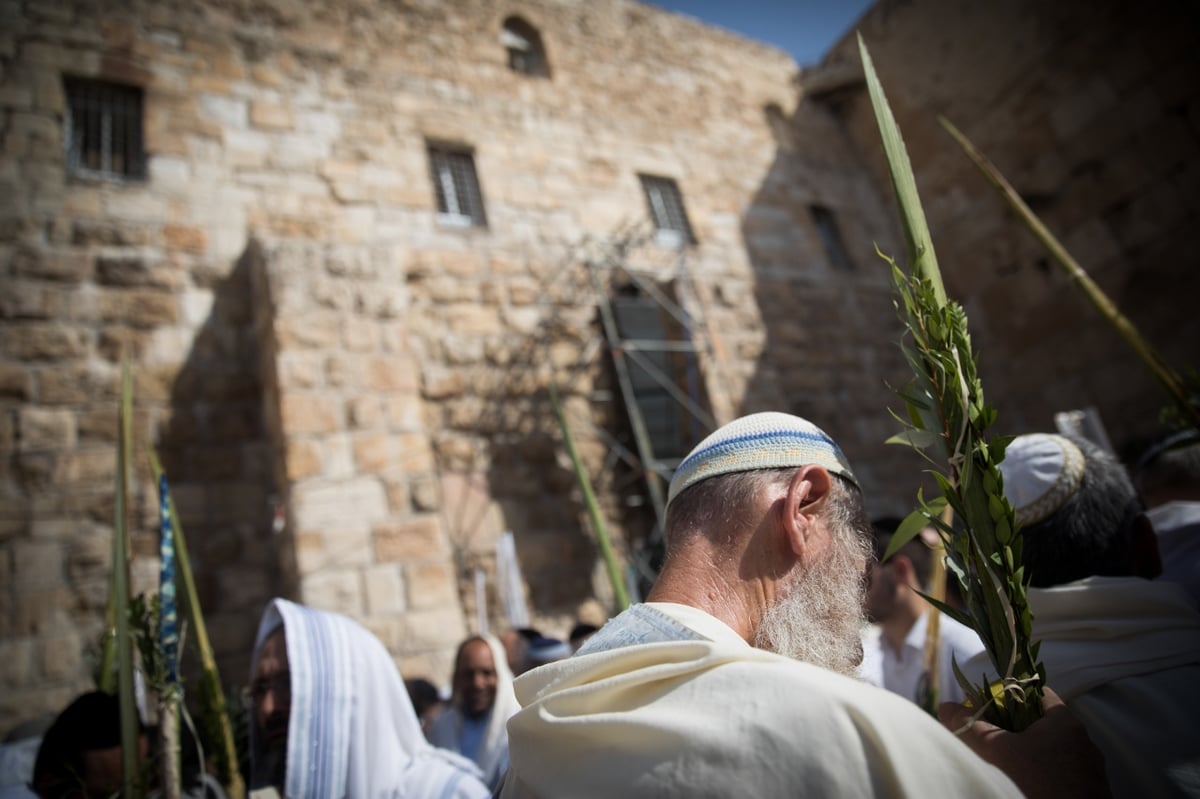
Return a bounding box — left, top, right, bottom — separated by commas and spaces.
1021, 434, 1144, 587
664, 467, 870, 552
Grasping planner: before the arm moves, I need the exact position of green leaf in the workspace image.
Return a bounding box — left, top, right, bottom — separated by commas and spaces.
885, 428, 941, 449
882, 508, 930, 562
858, 34, 946, 305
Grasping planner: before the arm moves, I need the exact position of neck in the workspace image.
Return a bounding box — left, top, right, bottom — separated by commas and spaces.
648, 543, 764, 643
879, 593, 923, 656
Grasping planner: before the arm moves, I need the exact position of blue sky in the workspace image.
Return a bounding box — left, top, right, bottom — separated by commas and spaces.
645, 1, 874, 65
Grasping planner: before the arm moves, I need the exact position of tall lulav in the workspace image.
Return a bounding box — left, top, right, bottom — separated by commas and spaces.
858, 35, 1045, 731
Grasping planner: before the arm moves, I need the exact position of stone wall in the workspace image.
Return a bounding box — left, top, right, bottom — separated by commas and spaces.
820, 0, 1200, 455
1, 0, 890, 731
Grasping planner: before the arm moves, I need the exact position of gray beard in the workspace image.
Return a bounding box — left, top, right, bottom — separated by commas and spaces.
754, 528, 869, 677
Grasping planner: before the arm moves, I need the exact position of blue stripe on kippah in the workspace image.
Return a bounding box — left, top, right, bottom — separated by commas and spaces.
676, 427, 837, 473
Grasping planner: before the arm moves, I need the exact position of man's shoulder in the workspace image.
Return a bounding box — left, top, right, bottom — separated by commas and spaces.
937, 612, 987, 656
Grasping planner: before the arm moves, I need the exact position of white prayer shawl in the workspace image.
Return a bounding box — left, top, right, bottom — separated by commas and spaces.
1148, 500, 1200, 609
500, 602, 1021, 798
250, 599, 489, 799
964, 576, 1200, 797
428, 634, 519, 789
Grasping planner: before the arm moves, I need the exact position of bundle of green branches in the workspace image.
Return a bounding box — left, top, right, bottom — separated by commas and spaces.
858, 35, 1045, 732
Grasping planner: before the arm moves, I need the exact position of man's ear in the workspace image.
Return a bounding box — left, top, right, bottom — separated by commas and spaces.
780, 465, 832, 558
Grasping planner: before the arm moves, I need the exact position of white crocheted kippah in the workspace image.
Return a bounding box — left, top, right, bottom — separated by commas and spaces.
666, 412, 858, 507
999, 433, 1085, 527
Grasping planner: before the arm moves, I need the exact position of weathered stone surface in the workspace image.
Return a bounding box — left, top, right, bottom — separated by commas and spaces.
279, 392, 341, 434
406, 561, 458, 610
2, 325, 90, 360
300, 568, 364, 617
292, 476, 388, 532
374, 516, 446, 562
15, 407, 76, 451
363, 564, 406, 615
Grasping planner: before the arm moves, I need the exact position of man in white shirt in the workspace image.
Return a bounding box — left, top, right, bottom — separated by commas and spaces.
859, 517, 985, 708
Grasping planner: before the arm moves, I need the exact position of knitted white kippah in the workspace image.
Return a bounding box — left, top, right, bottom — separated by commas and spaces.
666, 412, 858, 507
999, 433, 1085, 527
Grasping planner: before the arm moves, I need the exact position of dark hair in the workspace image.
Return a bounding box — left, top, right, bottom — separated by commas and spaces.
405, 678, 441, 718
569, 623, 598, 643
1020, 434, 1144, 587
33, 691, 136, 798
1133, 430, 1200, 503
870, 515, 933, 588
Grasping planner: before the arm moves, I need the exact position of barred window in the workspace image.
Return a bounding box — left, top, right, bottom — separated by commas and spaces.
428, 146, 487, 228
639, 175, 695, 246
810, 205, 852, 270
501, 17, 550, 78
64, 77, 146, 180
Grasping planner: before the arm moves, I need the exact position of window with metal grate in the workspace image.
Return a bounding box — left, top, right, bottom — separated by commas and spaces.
639, 175, 695, 246
64, 77, 146, 181
428, 146, 487, 228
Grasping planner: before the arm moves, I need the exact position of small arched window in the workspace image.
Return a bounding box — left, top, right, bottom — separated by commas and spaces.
501, 16, 550, 78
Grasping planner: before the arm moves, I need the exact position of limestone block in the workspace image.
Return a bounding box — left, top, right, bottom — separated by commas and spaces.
374, 516, 446, 563
251, 100, 294, 130
14, 540, 62, 589
311, 278, 356, 312
318, 434, 355, 480
445, 304, 503, 336
275, 312, 341, 350
385, 394, 423, 432
410, 475, 440, 513
40, 631, 83, 682
406, 561, 458, 610
16, 407, 76, 451
278, 351, 323, 389
363, 564, 407, 615
286, 439, 321, 481
0, 364, 33, 400
325, 353, 363, 389
347, 396, 384, 430
384, 476, 411, 514
198, 93, 247, 129
11, 587, 72, 636
55, 448, 117, 486
97, 289, 179, 328
279, 391, 341, 435
400, 607, 467, 651
292, 476, 388, 533
342, 317, 378, 353
2, 324, 90, 360
362, 616, 405, 652
353, 433, 393, 473
421, 367, 463, 399
300, 568, 364, 617
396, 433, 436, 472
365, 355, 418, 393
162, 224, 208, 254
0, 638, 36, 689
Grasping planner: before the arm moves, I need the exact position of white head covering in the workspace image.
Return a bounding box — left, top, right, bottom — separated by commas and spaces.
428, 633, 520, 789
999, 433, 1086, 527
667, 412, 858, 506
249, 599, 488, 798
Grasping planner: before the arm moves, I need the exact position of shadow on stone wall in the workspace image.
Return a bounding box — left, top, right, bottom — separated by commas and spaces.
156, 249, 280, 688
737, 93, 925, 515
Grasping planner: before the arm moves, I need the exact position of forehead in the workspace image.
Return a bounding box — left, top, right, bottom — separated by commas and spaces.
456, 639, 495, 671
256, 628, 288, 675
